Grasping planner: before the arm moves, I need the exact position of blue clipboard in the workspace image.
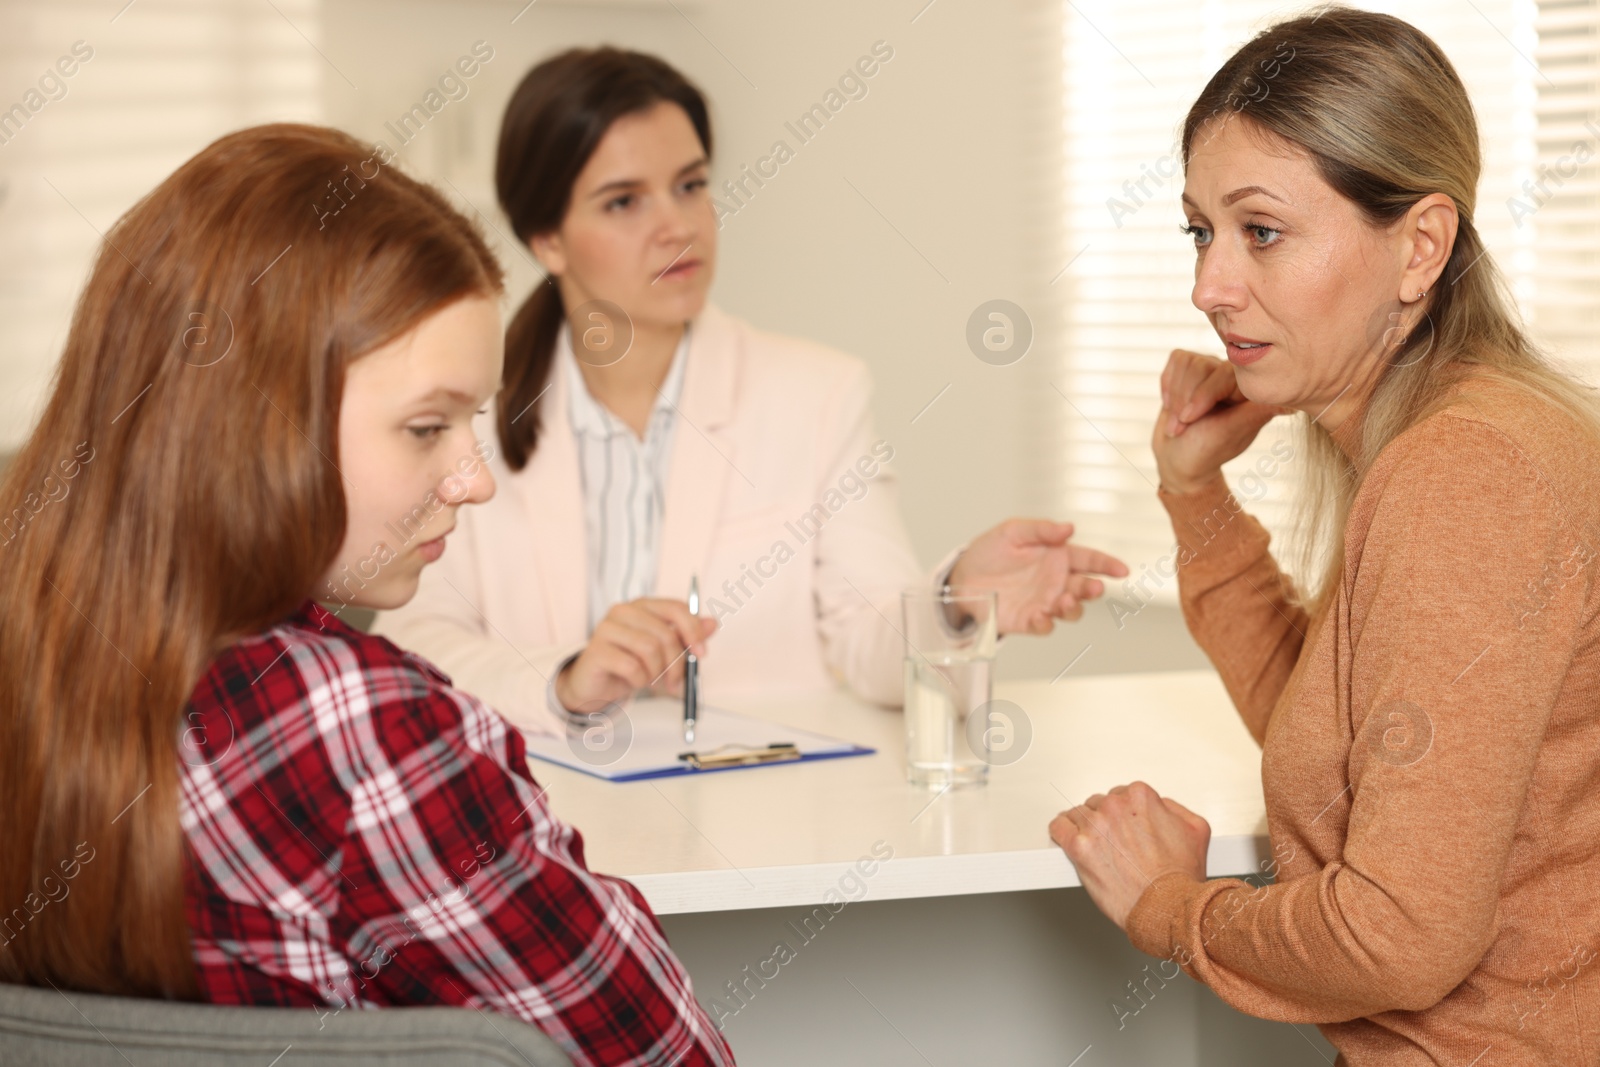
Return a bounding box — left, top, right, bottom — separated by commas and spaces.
523, 697, 875, 783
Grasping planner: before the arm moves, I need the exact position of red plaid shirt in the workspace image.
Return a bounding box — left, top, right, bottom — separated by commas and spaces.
180, 601, 734, 1067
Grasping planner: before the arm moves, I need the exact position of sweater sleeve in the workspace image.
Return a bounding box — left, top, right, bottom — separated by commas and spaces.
1127, 417, 1587, 1021
1159, 475, 1310, 743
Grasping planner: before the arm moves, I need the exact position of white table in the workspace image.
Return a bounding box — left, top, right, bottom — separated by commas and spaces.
537, 669, 1271, 914
533, 672, 1327, 1066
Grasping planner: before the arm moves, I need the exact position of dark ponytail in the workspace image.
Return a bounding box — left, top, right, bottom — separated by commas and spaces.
493, 47, 712, 470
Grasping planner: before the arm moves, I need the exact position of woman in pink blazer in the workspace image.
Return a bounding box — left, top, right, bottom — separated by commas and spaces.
372, 48, 1126, 733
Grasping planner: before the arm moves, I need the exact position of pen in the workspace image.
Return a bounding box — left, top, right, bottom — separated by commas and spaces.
683, 575, 699, 744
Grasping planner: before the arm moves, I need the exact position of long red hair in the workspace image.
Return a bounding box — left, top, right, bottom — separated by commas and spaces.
0, 124, 503, 997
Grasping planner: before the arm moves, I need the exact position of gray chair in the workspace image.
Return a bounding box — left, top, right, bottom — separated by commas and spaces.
0, 981, 574, 1066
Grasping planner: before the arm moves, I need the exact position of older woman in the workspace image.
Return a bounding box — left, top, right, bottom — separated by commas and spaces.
1051, 9, 1600, 1063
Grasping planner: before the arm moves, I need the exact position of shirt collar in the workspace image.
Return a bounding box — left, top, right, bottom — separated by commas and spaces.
559, 321, 691, 440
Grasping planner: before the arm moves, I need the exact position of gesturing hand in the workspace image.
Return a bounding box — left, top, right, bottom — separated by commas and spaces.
555, 597, 716, 715
948, 519, 1129, 634
1049, 781, 1211, 930
1154, 349, 1291, 496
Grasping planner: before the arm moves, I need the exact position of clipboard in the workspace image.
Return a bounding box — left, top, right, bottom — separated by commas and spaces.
523, 697, 875, 783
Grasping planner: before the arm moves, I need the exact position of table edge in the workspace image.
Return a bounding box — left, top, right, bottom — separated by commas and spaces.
632, 834, 1270, 915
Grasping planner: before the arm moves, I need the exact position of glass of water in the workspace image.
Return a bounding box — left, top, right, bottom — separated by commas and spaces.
900, 590, 998, 789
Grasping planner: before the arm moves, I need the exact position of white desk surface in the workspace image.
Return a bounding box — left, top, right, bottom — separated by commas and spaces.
533, 669, 1269, 915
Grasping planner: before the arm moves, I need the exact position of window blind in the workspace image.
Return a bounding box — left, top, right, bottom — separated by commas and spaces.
1528, 0, 1600, 380
0, 0, 322, 450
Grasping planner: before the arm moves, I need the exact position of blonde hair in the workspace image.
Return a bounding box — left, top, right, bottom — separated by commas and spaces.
1183, 4, 1600, 611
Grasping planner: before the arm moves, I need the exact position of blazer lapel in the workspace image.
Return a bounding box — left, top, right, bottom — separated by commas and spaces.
656, 304, 741, 599
507, 354, 589, 643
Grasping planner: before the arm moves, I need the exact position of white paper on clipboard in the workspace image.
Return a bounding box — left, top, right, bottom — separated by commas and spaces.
522, 696, 874, 782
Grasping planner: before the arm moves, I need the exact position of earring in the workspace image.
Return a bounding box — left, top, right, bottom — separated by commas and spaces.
1415, 289, 1428, 300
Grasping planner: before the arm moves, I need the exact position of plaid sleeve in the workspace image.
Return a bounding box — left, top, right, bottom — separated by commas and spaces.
324, 642, 735, 1067
181, 603, 733, 1067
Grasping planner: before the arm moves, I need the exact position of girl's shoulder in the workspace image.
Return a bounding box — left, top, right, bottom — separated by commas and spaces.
191, 601, 477, 745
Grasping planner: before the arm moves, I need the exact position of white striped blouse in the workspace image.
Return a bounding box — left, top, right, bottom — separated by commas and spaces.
557, 325, 690, 635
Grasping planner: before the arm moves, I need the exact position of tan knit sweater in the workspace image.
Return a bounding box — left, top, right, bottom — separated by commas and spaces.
1127, 376, 1600, 1064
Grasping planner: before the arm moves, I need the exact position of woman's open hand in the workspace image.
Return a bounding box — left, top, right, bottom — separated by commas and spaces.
1049, 781, 1211, 930
949, 519, 1129, 633
1154, 349, 1290, 495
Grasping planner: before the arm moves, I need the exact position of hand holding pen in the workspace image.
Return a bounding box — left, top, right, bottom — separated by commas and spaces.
683, 577, 700, 743
552, 594, 717, 716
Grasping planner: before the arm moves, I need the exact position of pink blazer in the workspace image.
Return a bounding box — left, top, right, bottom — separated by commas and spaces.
371, 304, 928, 733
